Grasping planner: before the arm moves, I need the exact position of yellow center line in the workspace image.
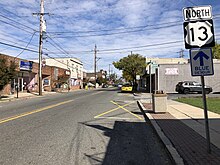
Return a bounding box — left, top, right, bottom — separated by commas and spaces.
94, 101, 134, 118
0, 99, 74, 124
111, 101, 143, 120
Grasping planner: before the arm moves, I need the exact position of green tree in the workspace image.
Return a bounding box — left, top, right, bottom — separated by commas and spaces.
113, 54, 146, 90
0, 57, 17, 93
212, 42, 220, 59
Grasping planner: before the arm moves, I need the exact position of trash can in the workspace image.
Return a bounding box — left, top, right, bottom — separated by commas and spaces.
152, 90, 167, 113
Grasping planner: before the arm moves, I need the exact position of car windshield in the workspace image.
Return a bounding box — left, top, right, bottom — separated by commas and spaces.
123, 84, 131, 87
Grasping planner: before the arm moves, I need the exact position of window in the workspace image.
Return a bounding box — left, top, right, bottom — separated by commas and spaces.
43, 79, 50, 86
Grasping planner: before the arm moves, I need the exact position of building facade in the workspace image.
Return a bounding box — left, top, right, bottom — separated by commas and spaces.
43, 57, 83, 89
142, 58, 220, 93
0, 54, 70, 95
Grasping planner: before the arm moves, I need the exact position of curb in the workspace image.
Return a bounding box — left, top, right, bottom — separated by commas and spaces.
0, 92, 56, 103
137, 101, 184, 165
0, 89, 83, 103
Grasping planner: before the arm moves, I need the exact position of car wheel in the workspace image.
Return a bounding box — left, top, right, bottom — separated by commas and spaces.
183, 88, 190, 94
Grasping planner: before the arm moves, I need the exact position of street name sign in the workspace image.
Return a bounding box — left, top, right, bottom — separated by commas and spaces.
183, 20, 215, 49
190, 48, 214, 76
183, 6, 212, 21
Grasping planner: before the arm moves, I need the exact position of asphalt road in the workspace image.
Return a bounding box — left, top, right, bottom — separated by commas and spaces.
0, 88, 173, 165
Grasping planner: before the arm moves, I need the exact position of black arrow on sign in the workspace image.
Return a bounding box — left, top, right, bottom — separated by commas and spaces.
193, 51, 209, 66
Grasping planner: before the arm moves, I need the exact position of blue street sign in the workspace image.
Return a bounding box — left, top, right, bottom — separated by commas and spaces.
193, 51, 209, 66
190, 48, 214, 76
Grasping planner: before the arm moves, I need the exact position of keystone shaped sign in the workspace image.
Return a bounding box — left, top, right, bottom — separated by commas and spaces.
190, 48, 214, 76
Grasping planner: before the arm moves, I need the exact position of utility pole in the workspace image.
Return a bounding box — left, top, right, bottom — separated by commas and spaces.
109, 64, 111, 80
94, 44, 97, 88
149, 60, 152, 93
33, 0, 49, 95
33, 0, 47, 96
38, 0, 44, 96
179, 49, 184, 58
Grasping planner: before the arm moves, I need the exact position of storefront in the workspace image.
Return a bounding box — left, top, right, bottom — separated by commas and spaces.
11, 60, 36, 94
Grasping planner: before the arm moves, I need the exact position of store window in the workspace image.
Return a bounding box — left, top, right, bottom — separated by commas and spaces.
43, 79, 50, 86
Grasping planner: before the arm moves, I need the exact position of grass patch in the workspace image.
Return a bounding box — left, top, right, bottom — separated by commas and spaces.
175, 97, 220, 114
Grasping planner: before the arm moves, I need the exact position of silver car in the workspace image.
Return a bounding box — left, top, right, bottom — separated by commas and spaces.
175, 81, 212, 94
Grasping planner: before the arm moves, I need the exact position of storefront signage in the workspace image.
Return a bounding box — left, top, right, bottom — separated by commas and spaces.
20, 61, 33, 71
165, 68, 179, 75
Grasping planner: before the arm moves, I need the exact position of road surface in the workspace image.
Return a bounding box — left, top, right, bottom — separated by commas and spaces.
0, 88, 173, 165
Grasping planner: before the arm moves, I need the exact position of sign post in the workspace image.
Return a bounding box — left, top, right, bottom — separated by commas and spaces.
183, 5, 215, 153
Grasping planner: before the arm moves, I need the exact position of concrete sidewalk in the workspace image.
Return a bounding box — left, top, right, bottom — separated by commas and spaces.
0, 91, 59, 102
136, 93, 220, 165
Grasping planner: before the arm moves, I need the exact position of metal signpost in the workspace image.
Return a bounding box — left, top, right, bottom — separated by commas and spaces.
183, 5, 215, 153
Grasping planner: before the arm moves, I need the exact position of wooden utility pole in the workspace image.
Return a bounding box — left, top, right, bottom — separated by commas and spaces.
94, 44, 97, 88
33, 0, 49, 95
38, 0, 44, 96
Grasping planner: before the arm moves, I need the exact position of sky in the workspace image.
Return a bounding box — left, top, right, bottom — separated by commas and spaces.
0, 0, 220, 76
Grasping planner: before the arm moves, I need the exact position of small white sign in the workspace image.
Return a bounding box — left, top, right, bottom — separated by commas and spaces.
190, 48, 214, 76
183, 6, 212, 21
136, 75, 140, 80
165, 68, 179, 75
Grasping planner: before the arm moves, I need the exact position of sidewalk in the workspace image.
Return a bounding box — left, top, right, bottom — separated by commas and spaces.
136, 93, 220, 165
0, 91, 59, 102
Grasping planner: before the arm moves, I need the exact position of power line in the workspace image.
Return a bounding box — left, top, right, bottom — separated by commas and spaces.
0, 34, 38, 52
46, 35, 72, 58
0, 7, 38, 28
0, 13, 38, 32
49, 17, 220, 38
47, 14, 220, 36
48, 21, 179, 34
38, 33, 220, 55
0, 19, 34, 34
16, 32, 37, 58
185, 0, 198, 6
51, 25, 180, 38
0, 41, 38, 53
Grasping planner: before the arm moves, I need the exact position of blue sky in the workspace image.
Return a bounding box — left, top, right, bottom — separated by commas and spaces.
0, 0, 220, 75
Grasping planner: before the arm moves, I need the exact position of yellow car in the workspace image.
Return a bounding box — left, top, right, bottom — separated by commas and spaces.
121, 84, 133, 92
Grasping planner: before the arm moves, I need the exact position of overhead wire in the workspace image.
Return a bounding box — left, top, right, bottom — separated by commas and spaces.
0, 13, 38, 32
0, 19, 34, 34
0, 7, 38, 28
0, 41, 38, 53
16, 32, 37, 58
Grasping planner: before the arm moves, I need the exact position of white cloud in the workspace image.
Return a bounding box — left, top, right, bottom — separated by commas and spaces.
0, 0, 219, 74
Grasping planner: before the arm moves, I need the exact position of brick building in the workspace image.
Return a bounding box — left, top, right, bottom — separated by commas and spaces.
0, 54, 70, 95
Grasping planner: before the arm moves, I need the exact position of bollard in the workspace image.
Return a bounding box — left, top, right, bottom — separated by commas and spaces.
152, 90, 167, 113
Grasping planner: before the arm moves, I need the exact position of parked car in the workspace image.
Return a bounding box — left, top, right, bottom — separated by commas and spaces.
102, 84, 108, 88
121, 84, 133, 92
118, 83, 123, 89
175, 81, 212, 94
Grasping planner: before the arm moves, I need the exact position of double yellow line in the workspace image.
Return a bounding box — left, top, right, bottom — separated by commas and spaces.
0, 99, 74, 124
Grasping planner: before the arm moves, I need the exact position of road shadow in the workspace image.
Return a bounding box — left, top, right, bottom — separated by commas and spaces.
83, 121, 173, 165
